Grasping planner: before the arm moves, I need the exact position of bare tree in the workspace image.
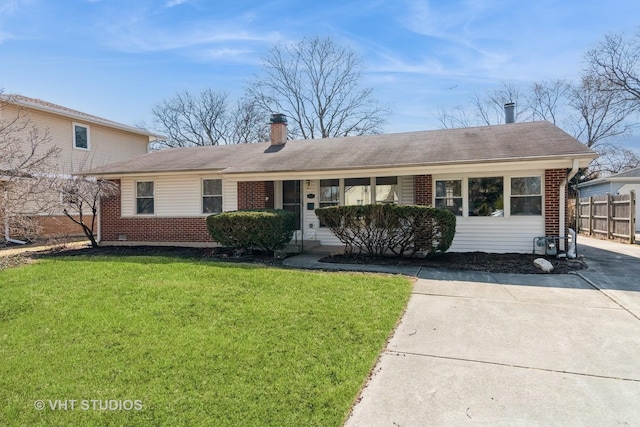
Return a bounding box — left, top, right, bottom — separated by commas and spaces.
567, 73, 636, 149
436, 82, 526, 127
152, 89, 233, 148
587, 31, 640, 104
247, 36, 388, 139
436, 105, 473, 129
526, 79, 570, 124
230, 98, 269, 144
59, 177, 119, 248
151, 90, 270, 148
1, 93, 61, 242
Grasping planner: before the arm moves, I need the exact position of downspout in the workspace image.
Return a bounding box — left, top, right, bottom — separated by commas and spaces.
559, 159, 580, 251
3, 188, 27, 245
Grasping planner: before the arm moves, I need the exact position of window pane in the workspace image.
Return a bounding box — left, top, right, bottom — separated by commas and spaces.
344, 177, 370, 187
435, 198, 463, 216
136, 181, 154, 197
203, 179, 222, 196
511, 196, 542, 215
345, 177, 371, 205
203, 196, 223, 214
468, 177, 503, 216
436, 180, 461, 198
511, 177, 540, 196
320, 179, 339, 203
74, 125, 88, 149
137, 198, 154, 214
375, 185, 398, 204
376, 176, 397, 186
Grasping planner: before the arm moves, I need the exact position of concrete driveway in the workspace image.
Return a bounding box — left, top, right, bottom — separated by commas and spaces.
345, 236, 640, 426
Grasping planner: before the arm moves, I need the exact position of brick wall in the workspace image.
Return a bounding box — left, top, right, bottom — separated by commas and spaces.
414, 175, 433, 206
35, 215, 91, 238
545, 169, 567, 236
100, 180, 213, 244
237, 181, 275, 209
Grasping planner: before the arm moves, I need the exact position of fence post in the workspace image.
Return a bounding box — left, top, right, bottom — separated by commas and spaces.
607, 193, 613, 240
631, 190, 636, 244
589, 196, 594, 236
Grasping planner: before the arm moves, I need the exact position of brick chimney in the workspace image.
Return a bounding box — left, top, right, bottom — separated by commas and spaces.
270, 113, 287, 145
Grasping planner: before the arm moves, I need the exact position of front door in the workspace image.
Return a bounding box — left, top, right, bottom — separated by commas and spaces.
282, 180, 302, 231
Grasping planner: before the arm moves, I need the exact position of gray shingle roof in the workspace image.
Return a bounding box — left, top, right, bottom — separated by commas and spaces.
86, 121, 597, 176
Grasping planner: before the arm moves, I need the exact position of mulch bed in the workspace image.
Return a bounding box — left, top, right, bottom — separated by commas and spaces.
319, 252, 587, 274
4, 244, 587, 274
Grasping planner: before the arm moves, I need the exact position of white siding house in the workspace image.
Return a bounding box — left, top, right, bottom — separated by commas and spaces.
90, 118, 597, 253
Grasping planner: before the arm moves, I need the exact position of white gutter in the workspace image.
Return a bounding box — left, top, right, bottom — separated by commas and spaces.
559, 159, 580, 251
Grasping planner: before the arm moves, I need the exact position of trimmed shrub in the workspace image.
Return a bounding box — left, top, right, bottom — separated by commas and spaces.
206, 209, 296, 252
315, 204, 456, 257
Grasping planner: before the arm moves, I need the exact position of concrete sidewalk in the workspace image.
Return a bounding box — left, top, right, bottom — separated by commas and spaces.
339, 238, 640, 426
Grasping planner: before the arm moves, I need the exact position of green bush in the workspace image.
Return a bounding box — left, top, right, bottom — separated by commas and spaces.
206, 209, 297, 252
315, 204, 456, 257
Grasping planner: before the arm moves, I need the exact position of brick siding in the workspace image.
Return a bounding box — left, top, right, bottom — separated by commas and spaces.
237, 181, 275, 209
414, 175, 433, 206
35, 215, 91, 238
100, 180, 213, 243
544, 169, 567, 236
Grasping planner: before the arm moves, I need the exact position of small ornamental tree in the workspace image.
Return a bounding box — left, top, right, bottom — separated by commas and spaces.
206, 209, 296, 253
315, 204, 456, 257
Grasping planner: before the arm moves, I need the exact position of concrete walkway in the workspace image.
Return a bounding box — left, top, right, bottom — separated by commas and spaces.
287, 238, 640, 426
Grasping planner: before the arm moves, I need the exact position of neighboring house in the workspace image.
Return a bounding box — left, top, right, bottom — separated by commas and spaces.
578, 166, 640, 232
0, 94, 158, 239
88, 115, 597, 253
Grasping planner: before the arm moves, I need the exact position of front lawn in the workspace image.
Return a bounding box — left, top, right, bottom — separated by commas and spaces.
0, 256, 411, 426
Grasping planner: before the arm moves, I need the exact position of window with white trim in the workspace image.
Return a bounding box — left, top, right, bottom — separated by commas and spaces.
375, 176, 399, 204
202, 179, 223, 214
73, 123, 90, 150
344, 177, 371, 205
435, 179, 462, 216
510, 176, 542, 215
136, 181, 154, 214
319, 179, 340, 208
468, 177, 504, 216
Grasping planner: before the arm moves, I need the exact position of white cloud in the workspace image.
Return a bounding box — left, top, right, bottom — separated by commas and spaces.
165, 0, 189, 7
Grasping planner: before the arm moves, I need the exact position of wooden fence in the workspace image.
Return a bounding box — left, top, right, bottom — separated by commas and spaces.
577, 191, 636, 244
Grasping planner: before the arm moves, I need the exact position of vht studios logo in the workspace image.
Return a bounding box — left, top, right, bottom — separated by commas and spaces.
34, 399, 143, 411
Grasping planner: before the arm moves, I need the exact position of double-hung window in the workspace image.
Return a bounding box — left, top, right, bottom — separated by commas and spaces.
319, 179, 340, 208
202, 179, 223, 214
136, 181, 154, 215
435, 180, 463, 215
511, 177, 542, 215
344, 178, 371, 205
375, 176, 399, 204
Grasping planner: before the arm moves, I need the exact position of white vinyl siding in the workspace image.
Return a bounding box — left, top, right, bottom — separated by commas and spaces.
121, 174, 225, 217
224, 180, 238, 211
448, 216, 544, 253
399, 175, 414, 205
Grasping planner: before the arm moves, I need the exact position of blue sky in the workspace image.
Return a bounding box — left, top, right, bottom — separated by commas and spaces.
1, 0, 639, 148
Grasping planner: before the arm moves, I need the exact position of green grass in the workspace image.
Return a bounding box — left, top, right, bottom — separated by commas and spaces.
0, 256, 411, 426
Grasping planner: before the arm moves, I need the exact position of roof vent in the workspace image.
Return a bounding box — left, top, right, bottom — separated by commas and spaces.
504, 103, 515, 124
